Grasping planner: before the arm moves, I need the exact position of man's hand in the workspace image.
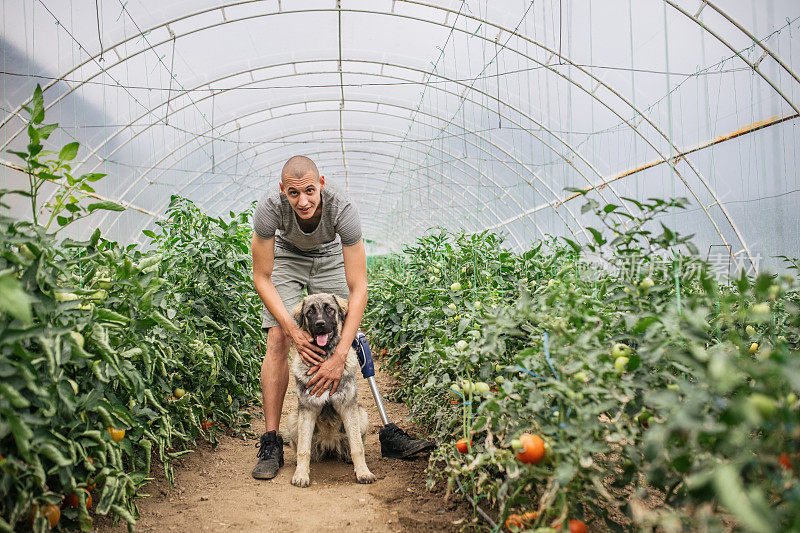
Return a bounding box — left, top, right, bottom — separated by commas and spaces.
289, 327, 326, 367
306, 350, 346, 396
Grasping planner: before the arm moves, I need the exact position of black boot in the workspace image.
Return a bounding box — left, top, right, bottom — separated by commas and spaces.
251, 430, 284, 479
379, 423, 435, 459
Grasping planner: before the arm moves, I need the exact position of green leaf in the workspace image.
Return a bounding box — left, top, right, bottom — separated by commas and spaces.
59, 141, 80, 161
587, 227, 605, 246
37, 123, 58, 139
562, 238, 582, 254
142, 229, 157, 238
32, 84, 45, 124
38, 171, 59, 181
0, 272, 33, 324
57, 215, 71, 226
6, 150, 29, 160
603, 204, 619, 213
88, 200, 125, 213
81, 172, 106, 182
713, 465, 772, 533
0, 382, 30, 408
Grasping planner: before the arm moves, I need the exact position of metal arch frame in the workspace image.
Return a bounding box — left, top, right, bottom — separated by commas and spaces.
70, 61, 635, 240
5, 0, 797, 134
3, 2, 786, 266
52, 6, 757, 267
3, 3, 752, 254
93, 98, 585, 246
667, 0, 799, 115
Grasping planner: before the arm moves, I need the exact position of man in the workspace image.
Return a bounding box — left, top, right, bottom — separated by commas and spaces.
250, 155, 433, 480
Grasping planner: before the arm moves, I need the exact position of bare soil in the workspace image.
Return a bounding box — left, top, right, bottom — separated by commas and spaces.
100, 370, 476, 532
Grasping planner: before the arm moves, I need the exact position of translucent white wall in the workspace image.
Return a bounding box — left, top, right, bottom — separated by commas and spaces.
2, 1, 799, 271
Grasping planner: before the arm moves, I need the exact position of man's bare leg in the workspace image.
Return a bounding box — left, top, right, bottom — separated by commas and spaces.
261, 325, 290, 432
252, 326, 290, 479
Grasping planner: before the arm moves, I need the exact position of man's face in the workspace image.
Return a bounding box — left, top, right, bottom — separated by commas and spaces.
280, 172, 325, 220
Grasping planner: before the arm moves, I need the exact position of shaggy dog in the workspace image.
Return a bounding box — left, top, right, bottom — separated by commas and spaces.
284, 293, 375, 487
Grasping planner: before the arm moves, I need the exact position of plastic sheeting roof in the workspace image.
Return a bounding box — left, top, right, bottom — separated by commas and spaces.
1, 1, 799, 270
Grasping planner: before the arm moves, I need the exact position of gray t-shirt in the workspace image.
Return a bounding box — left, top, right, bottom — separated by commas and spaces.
253, 184, 362, 257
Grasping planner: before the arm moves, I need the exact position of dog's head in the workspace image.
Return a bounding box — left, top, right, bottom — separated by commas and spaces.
292, 293, 348, 352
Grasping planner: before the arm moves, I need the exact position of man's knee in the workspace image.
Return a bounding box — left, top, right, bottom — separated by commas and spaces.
264, 326, 290, 361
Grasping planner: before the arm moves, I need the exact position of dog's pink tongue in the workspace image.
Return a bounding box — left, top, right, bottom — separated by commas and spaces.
315, 333, 330, 347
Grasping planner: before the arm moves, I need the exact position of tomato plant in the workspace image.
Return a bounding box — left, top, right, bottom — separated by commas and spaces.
365, 197, 799, 530
0, 87, 265, 531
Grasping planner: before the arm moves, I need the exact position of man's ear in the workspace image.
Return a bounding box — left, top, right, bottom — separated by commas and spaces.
292, 301, 305, 328
333, 295, 348, 323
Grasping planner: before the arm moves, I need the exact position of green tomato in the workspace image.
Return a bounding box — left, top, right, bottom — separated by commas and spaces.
666, 383, 680, 392
638, 277, 655, 290
610, 343, 631, 359
173, 388, 186, 399
450, 281, 462, 291
786, 393, 797, 405
460, 380, 473, 394
547, 279, 556, 286
429, 275, 437, 283
449, 384, 462, 397
745, 325, 756, 337
768, 284, 780, 300
636, 411, 653, 427
572, 371, 588, 383
494, 375, 505, 384
614, 356, 629, 373
456, 340, 468, 351
748, 393, 777, 419
474, 382, 490, 394
751, 302, 770, 315
509, 438, 523, 451
447, 303, 457, 311
473, 300, 482, 309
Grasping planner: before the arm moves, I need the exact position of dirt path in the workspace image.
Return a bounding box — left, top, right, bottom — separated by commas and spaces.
104, 370, 474, 532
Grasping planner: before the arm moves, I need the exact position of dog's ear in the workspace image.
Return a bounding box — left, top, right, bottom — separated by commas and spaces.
333, 295, 348, 323
292, 300, 305, 328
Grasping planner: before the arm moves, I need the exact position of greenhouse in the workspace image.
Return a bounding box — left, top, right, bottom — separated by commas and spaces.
1, 1, 799, 531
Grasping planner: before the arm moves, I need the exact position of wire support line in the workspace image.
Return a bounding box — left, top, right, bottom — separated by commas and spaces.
30, 0, 216, 163
0, 157, 164, 219
0, 64, 756, 91
378, 0, 538, 215
486, 112, 800, 230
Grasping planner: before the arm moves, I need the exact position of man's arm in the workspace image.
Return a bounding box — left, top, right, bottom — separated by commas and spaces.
306, 239, 368, 396
251, 234, 324, 364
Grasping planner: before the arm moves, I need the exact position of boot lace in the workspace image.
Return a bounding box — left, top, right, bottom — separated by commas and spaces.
256, 437, 277, 460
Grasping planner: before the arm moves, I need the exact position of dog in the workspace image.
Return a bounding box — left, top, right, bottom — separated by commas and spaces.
284, 293, 375, 487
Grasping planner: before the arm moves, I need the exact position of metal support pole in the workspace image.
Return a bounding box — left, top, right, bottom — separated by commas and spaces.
366, 376, 390, 426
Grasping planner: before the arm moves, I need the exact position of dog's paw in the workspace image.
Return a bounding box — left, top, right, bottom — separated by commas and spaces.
356, 470, 376, 484
291, 473, 310, 488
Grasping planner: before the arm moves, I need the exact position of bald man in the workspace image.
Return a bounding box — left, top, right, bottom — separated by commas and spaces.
250, 156, 433, 480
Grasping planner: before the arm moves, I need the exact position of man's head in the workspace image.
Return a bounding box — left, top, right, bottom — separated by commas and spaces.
279, 155, 325, 220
